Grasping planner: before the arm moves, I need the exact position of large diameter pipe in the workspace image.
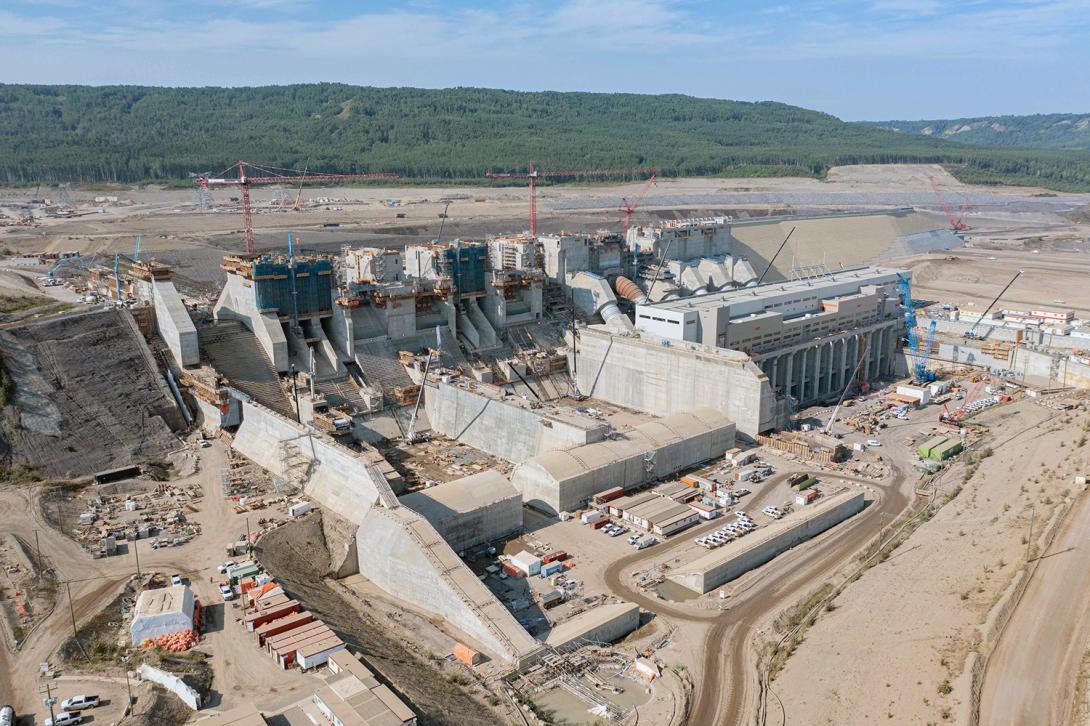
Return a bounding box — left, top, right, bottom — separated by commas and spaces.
614, 275, 648, 305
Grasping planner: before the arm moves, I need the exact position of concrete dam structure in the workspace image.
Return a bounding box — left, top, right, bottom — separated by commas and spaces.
231, 400, 542, 666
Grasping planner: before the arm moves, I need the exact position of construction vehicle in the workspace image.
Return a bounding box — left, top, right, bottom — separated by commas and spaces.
939, 378, 987, 427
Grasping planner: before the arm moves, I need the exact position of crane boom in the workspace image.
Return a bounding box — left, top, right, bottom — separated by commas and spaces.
195, 160, 398, 256
619, 171, 659, 234
485, 161, 653, 235
966, 269, 1023, 337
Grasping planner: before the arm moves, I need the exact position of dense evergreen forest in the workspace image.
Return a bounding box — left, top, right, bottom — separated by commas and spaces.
865, 113, 1090, 151
3, 84, 1090, 191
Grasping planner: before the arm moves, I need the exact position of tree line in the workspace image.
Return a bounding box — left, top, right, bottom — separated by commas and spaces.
2, 83, 1090, 191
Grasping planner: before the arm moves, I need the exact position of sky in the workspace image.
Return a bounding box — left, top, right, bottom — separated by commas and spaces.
1, 0, 1088, 121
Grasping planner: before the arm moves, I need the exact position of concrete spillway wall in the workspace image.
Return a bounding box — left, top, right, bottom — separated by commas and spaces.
571, 327, 782, 440
424, 380, 609, 463
356, 506, 541, 665
232, 401, 541, 666
141, 279, 198, 368
215, 274, 289, 372
668, 490, 866, 594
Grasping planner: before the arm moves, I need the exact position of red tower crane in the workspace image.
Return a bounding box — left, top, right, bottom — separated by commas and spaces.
195, 160, 399, 256
619, 170, 659, 235
485, 161, 653, 236
928, 174, 969, 232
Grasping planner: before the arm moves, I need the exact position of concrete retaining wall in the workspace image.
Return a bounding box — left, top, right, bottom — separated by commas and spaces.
668, 490, 865, 594
543, 601, 640, 650
570, 327, 781, 440
356, 506, 541, 666
232, 401, 389, 523
424, 381, 608, 463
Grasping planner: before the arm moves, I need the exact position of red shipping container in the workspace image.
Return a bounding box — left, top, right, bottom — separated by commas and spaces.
542, 551, 568, 564
590, 519, 609, 530
502, 562, 524, 578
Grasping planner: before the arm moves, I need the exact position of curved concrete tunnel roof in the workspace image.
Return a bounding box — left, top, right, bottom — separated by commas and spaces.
510, 407, 735, 515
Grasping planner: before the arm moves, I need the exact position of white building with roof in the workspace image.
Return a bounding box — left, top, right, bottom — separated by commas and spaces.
130, 585, 195, 645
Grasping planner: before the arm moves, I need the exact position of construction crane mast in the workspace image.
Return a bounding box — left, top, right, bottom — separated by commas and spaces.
485, 161, 654, 236
928, 174, 969, 232
897, 273, 936, 383
195, 161, 399, 256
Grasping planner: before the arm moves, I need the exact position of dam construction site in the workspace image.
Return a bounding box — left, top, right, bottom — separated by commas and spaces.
2, 164, 1090, 725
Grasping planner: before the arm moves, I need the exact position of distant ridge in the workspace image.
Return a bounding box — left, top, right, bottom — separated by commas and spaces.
863, 113, 1090, 150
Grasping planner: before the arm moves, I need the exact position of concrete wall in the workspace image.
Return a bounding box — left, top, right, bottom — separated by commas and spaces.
400, 471, 523, 554
356, 506, 541, 666
233, 401, 391, 523
137, 279, 199, 368
233, 401, 541, 666
571, 327, 783, 440
424, 381, 608, 463
668, 490, 865, 594
510, 407, 735, 516
214, 274, 289, 371
543, 601, 640, 650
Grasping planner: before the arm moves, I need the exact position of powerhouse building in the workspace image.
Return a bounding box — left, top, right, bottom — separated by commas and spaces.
633, 267, 906, 407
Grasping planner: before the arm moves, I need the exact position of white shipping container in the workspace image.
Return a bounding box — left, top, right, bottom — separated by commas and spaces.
580, 511, 605, 524
288, 501, 312, 517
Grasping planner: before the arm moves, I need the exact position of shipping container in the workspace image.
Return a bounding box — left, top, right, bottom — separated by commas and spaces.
590, 518, 610, 530
501, 562, 523, 578
542, 551, 568, 563
581, 511, 605, 524
591, 486, 624, 505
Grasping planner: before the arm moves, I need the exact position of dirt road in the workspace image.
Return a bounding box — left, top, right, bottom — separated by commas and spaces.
603, 469, 910, 726
978, 488, 1090, 726
0, 441, 313, 719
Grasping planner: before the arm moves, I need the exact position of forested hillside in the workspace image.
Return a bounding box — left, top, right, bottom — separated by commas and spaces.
866, 113, 1090, 150
3, 84, 1090, 190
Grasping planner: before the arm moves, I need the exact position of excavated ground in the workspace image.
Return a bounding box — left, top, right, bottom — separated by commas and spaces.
0, 308, 180, 478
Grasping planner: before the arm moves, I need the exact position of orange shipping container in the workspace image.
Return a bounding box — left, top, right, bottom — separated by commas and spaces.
453, 642, 481, 666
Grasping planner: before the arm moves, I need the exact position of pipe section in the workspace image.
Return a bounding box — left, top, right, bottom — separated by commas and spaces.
614, 275, 648, 305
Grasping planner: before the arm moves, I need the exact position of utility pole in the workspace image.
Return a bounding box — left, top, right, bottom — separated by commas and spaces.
65, 581, 84, 657
42, 680, 57, 725
1026, 504, 1036, 561
133, 539, 141, 579
33, 529, 42, 583
245, 517, 252, 558
124, 667, 134, 715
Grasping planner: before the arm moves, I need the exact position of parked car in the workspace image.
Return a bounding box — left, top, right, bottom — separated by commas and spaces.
735, 489, 751, 497
866, 439, 881, 447
170, 574, 183, 586
219, 584, 235, 601
0, 705, 14, 726
45, 713, 82, 726
217, 560, 236, 574
627, 535, 641, 545
60, 696, 98, 711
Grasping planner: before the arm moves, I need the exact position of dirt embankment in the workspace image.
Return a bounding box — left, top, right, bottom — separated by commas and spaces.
255, 512, 501, 726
